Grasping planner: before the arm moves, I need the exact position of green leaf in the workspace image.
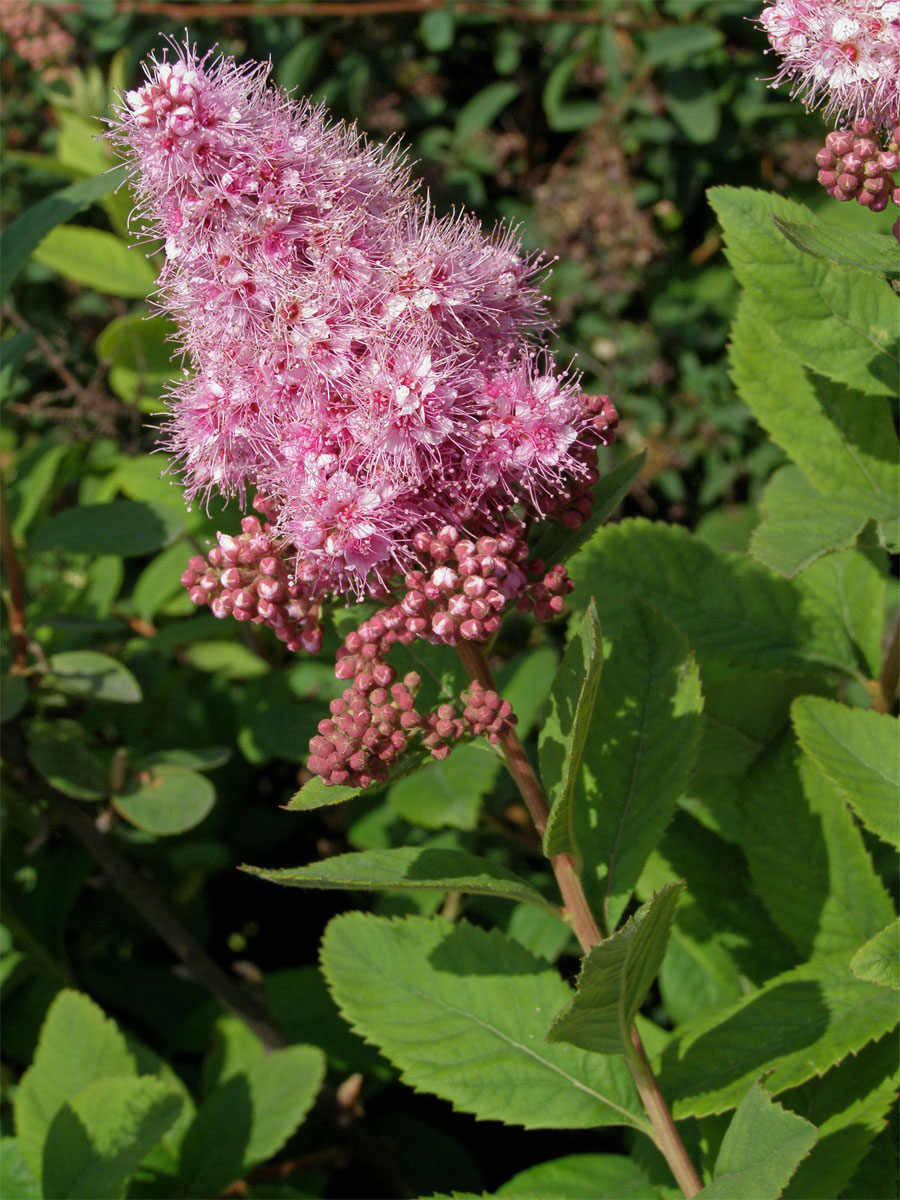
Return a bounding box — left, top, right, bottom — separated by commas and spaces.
31, 498, 184, 557
95, 314, 181, 406
729, 301, 898, 500
388, 742, 500, 831
114, 766, 215, 835
542, 54, 604, 132
321, 913, 647, 1131
792, 697, 899, 848
183, 639, 269, 680
42, 1075, 182, 1200
496, 1153, 654, 1198
27, 735, 108, 800
1, 673, 28, 724
659, 950, 900, 1118
575, 601, 703, 931
456, 82, 520, 138
709, 187, 899, 395
530, 452, 646, 567
539, 601, 603, 860
43, 651, 142, 704
0, 1138, 40, 1200
136, 745, 231, 772
663, 69, 720, 143
176, 1045, 325, 1199
568, 518, 856, 674
0, 330, 36, 404
6, 440, 68, 539
32, 225, 157, 298
782, 1034, 899, 1199
420, 7, 455, 51
0, 167, 127, 300
770, 216, 900, 277
751, 468, 897, 576
643, 24, 724, 64
547, 883, 684, 1057
14, 990, 136, 1182
697, 1081, 816, 1199
287, 772, 370, 811
737, 737, 894, 959
243, 846, 556, 912
850, 919, 900, 991
793, 544, 886, 678
200, 1015, 265, 1096
130, 540, 194, 619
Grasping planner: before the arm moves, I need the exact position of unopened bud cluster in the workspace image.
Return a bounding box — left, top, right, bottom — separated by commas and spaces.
816, 119, 900, 211
309, 654, 515, 787
181, 500, 323, 653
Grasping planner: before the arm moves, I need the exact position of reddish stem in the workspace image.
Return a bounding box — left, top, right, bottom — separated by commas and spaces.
455, 641, 702, 1198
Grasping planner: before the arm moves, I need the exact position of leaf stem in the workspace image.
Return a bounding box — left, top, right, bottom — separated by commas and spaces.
455, 640, 702, 1199
871, 614, 899, 714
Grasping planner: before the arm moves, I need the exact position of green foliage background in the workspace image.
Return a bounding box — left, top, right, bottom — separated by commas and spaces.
2, 3, 897, 1198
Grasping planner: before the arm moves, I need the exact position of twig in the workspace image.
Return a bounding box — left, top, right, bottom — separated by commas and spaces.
0, 479, 30, 673
455, 641, 703, 1199
101, 0, 612, 24
3, 726, 288, 1051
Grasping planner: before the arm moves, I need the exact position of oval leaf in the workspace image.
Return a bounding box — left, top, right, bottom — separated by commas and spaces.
114, 766, 215, 835
44, 651, 142, 704
32, 225, 157, 298
31, 499, 183, 558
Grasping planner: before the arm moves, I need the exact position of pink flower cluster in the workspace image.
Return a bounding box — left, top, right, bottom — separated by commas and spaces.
179, 496, 322, 652
758, 0, 900, 130
111, 40, 610, 599
816, 118, 900, 209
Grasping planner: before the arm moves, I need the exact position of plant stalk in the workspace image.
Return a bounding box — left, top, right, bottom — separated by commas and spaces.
871, 614, 899, 714
455, 641, 702, 1198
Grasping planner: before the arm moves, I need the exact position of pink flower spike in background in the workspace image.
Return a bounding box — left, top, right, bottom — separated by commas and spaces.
758, 0, 900, 130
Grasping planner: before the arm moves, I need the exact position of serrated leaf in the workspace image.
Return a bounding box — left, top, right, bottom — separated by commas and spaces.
575, 600, 703, 930
783, 1034, 899, 1199
729, 300, 898, 501
33, 224, 156, 298
114, 766, 215, 835
43, 651, 142, 704
14, 990, 136, 1181
496, 1152, 654, 1198
31, 498, 183, 557
697, 1081, 816, 1199
176, 1045, 324, 1199
27, 735, 108, 800
568, 518, 858, 675
793, 544, 886, 678
539, 601, 603, 860
547, 883, 683, 1057
737, 737, 894, 959
709, 187, 899, 395
244, 846, 555, 912
751, 469, 897, 576
200, 1015, 265, 1096
287, 772, 369, 811
388, 742, 500, 831
792, 697, 899, 848
531, 452, 646, 566
321, 913, 648, 1132
771, 216, 900, 277
659, 950, 900, 1118
850, 919, 900, 991
42, 1075, 182, 1200
0, 167, 127, 300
